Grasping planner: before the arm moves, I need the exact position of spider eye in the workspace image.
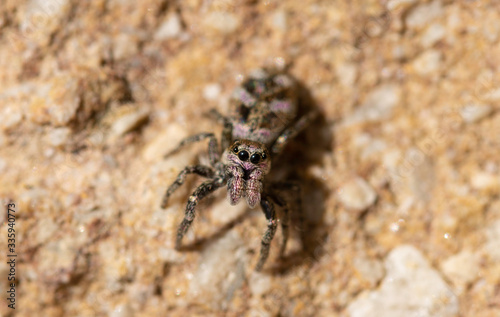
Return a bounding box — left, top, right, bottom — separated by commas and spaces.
232, 146, 238, 153
250, 153, 261, 164
261, 152, 267, 160
238, 150, 249, 161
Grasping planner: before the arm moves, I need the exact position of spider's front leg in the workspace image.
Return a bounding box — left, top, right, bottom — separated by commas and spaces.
165, 132, 221, 166
255, 193, 278, 271
161, 165, 215, 208
176, 179, 224, 249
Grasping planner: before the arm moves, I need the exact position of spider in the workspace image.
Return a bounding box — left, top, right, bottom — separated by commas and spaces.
161, 68, 316, 271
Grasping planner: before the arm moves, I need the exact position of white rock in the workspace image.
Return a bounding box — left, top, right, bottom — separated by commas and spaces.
203, 11, 240, 34
110, 109, 149, 136
203, 83, 221, 101
406, 1, 444, 30
347, 245, 459, 317
249, 271, 272, 296
441, 250, 480, 290
338, 177, 377, 211
154, 13, 182, 40
336, 63, 357, 87
0, 106, 23, 130
421, 23, 446, 48
460, 104, 492, 123
142, 122, 188, 161
189, 230, 247, 309
484, 220, 500, 261
343, 84, 401, 125
471, 171, 498, 191
387, 0, 416, 11
271, 10, 287, 32
45, 127, 71, 146
353, 255, 385, 287
412, 49, 442, 76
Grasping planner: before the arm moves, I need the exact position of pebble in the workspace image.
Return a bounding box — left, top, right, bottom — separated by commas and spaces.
338, 177, 377, 211
421, 23, 446, 48
412, 49, 442, 76
154, 13, 182, 40
347, 245, 459, 317
188, 230, 247, 309
342, 84, 401, 125
406, 1, 443, 30
203, 11, 240, 34
441, 250, 480, 291
460, 104, 492, 123
44, 127, 71, 147
110, 109, 149, 137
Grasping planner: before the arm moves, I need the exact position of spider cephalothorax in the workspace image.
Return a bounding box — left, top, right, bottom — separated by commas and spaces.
161, 67, 316, 271
223, 139, 271, 208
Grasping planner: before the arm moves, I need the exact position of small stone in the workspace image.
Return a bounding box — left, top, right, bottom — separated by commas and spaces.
142, 122, 188, 161
387, 0, 417, 11
406, 1, 444, 30
460, 104, 492, 123
110, 304, 134, 317
45, 127, 71, 147
110, 109, 149, 136
347, 245, 459, 317
338, 177, 377, 211
0, 105, 23, 131
154, 13, 182, 40
203, 11, 240, 34
441, 250, 480, 290
342, 84, 401, 125
203, 83, 221, 101
270, 10, 287, 32
336, 63, 357, 87
412, 49, 442, 76
421, 23, 446, 48
188, 230, 247, 309
471, 171, 499, 191
353, 255, 385, 288
249, 271, 272, 296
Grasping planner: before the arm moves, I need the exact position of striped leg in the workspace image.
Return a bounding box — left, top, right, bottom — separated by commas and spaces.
269, 192, 290, 257
165, 132, 220, 166
271, 111, 317, 155
208, 108, 233, 151
176, 180, 223, 249
255, 194, 278, 271
161, 165, 215, 208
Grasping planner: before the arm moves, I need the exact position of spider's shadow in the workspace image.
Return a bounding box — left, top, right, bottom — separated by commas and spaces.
176, 76, 333, 272
264, 77, 333, 274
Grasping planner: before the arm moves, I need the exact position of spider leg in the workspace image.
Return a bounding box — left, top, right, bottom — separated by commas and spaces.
161, 165, 215, 208
208, 108, 233, 151
268, 191, 289, 257
176, 179, 223, 249
165, 132, 220, 166
255, 194, 278, 271
271, 111, 317, 155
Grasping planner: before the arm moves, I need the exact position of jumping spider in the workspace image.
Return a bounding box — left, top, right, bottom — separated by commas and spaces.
161, 68, 316, 271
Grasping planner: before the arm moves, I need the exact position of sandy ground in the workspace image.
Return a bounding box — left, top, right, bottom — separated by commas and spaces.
1, 0, 500, 316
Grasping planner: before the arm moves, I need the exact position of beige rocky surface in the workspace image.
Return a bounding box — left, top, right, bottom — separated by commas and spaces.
0, 0, 499, 316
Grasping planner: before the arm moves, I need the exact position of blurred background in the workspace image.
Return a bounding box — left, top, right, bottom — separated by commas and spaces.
0, 0, 499, 316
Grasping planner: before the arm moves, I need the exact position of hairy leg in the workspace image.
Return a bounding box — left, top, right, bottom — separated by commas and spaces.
208, 108, 233, 151
161, 165, 215, 208
271, 111, 317, 155
255, 194, 278, 271
176, 180, 223, 249
268, 192, 290, 257
165, 132, 220, 166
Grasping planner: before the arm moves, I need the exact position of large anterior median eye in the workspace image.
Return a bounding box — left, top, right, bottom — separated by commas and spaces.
238, 150, 249, 161
250, 153, 261, 164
